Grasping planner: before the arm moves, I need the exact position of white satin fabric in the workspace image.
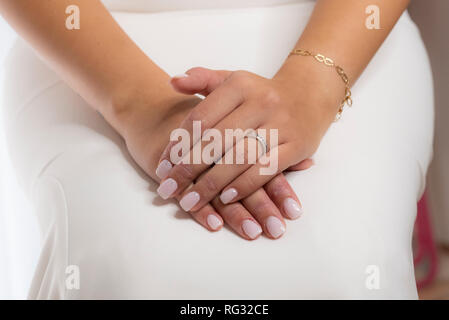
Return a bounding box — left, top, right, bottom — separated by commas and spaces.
1, 1, 433, 299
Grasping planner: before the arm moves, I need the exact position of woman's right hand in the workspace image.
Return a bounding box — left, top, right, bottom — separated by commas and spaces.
112, 81, 310, 240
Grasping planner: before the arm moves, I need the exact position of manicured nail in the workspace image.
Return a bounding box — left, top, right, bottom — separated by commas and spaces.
242, 220, 262, 239
172, 73, 189, 79
220, 188, 238, 204
157, 178, 177, 199
283, 198, 303, 219
207, 215, 222, 230
156, 160, 172, 180
179, 191, 200, 211
266, 216, 286, 239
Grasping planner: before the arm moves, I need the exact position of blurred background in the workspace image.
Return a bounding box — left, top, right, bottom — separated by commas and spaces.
0, 0, 448, 299
408, 0, 449, 299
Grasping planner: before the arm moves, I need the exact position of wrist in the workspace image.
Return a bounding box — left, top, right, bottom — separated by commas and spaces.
274, 55, 346, 123
103, 76, 184, 139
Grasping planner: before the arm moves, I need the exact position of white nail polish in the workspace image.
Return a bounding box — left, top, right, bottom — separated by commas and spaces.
157, 178, 177, 199
179, 192, 200, 211
266, 216, 286, 239
220, 188, 238, 204
242, 220, 262, 239
207, 215, 222, 230
283, 198, 303, 219
172, 73, 189, 79
156, 160, 172, 180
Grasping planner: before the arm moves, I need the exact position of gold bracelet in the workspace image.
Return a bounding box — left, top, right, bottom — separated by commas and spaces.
289, 49, 353, 121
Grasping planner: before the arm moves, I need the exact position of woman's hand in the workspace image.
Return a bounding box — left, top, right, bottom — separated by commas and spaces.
115, 83, 311, 240
157, 65, 340, 213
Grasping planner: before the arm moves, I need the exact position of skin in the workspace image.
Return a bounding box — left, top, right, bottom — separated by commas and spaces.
0, 0, 310, 240
0, 0, 410, 240
158, 0, 411, 210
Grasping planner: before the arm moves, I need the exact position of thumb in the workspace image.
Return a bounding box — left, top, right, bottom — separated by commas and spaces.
286, 158, 315, 171
170, 67, 232, 96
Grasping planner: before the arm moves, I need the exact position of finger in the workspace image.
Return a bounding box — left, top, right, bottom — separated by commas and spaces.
220, 143, 301, 204
156, 78, 244, 179
264, 173, 304, 220
173, 190, 223, 232
176, 134, 261, 212
287, 158, 314, 171
170, 67, 232, 96
156, 105, 262, 199
241, 188, 286, 239
211, 197, 262, 240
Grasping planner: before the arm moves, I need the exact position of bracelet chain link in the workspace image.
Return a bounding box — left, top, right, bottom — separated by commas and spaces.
289, 49, 353, 121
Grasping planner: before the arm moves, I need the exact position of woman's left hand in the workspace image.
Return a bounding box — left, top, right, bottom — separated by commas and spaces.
157, 65, 339, 211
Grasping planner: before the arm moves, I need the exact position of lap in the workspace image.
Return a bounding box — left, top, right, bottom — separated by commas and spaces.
24, 95, 422, 299
24, 114, 421, 299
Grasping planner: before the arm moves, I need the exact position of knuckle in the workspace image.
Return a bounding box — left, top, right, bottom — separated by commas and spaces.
187, 107, 207, 123
174, 163, 196, 182
199, 174, 220, 197
260, 87, 281, 107
232, 70, 249, 79
230, 70, 251, 87
253, 200, 274, 214
266, 176, 290, 198
243, 174, 259, 192
225, 203, 246, 219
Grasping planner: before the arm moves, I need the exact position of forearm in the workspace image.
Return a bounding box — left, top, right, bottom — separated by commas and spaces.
276, 0, 410, 115
0, 0, 174, 134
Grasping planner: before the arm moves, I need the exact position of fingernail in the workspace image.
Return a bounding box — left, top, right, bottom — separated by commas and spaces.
179, 191, 200, 211
242, 220, 262, 239
207, 214, 222, 230
220, 188, 238, 204
266, 216, 286, 239
157, 178, 177, 199
156, 160, 172, 180
172, 73, 189, 79
283, 198, 303, 219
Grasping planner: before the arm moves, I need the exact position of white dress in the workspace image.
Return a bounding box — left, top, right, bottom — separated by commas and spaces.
1, 0, 434, 299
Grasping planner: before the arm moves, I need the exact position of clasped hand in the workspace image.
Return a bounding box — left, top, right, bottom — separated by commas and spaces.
155, 67, 336, 239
